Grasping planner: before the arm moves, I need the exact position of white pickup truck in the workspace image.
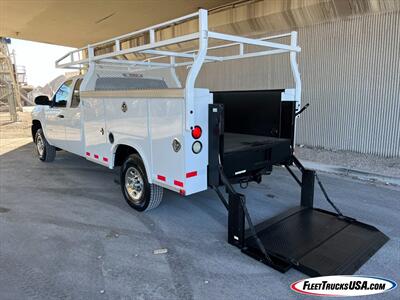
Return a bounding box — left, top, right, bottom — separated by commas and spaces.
31, 9, 388, 277
32, 71, 210, 211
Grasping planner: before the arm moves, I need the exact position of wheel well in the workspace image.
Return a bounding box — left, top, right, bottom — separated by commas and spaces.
31, 120, 42, 140
114, 145, 139, 167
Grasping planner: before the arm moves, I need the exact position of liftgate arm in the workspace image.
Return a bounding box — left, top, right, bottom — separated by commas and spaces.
287, 155, 344, 216
213, 163, 274, 265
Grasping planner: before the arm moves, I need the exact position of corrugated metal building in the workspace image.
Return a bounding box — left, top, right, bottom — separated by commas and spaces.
174, 0, 400, 157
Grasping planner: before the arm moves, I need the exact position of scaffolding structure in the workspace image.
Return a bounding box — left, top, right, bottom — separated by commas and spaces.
0, 37, 22, 122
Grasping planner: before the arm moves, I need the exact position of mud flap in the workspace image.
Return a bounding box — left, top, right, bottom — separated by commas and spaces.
242, 206, 389, 276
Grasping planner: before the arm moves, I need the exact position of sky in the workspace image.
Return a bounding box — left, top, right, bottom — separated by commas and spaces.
9, 39, 76, 87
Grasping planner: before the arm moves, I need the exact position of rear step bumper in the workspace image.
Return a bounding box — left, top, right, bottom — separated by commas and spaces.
242, 206, 389, 276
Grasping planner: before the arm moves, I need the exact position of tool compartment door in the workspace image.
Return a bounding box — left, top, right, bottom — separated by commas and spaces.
82, 97, 109, 165
150, 98, 185, 190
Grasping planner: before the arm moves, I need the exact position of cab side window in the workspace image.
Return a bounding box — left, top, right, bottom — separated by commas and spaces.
53, 80, 73, 107
71, 79, 83, 108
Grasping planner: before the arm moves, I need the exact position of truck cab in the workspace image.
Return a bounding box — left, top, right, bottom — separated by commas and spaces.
32, 76, 84, 156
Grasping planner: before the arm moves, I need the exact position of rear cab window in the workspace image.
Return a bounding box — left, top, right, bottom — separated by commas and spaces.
94, 77, 167, 90
71, 78, 83, 108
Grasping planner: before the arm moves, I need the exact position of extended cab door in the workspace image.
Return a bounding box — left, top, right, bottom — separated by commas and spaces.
44, 80, 73, 149
83, 96, 109, 166
63, 78, 84, 156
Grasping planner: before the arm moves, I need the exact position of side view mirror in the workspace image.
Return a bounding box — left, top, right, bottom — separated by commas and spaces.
34, 95, 51, 106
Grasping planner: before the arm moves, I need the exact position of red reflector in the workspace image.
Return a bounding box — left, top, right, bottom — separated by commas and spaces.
103, 157, 108, 162
186, 171, 197, 178
191, 126, 202, 139
157, 175, 166, 181
179, 189, 185, 196
174, 180, 184, 187
94, 154, 99, 159
85, 152, 90, 156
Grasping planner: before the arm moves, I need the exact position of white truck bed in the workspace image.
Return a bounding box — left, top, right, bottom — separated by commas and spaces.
81, 88, 211, 196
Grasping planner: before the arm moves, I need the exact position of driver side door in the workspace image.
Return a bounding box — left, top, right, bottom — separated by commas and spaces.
44, 80, 73, 149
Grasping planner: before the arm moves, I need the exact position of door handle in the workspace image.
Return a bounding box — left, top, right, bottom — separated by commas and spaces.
57, 114, 64, 118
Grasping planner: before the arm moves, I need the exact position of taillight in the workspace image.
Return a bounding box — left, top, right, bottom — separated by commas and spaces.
191, 126, 202, 139
192, 141, 202, 154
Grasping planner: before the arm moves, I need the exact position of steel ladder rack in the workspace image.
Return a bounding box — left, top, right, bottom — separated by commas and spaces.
55, 9, 301, 131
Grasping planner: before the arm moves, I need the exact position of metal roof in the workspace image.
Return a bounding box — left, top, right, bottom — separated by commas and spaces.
0, 0, 234, 47
1, 0, 398, 48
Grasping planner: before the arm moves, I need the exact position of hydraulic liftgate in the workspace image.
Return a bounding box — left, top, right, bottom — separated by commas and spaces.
214, 157, 389, 277
208, 102, 388, 277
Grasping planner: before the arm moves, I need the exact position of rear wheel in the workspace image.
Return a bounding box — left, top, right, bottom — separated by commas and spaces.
35, 129, 56, 162
121, 154, 163, 211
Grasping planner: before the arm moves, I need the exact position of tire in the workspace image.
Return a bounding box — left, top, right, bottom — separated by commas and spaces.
121, 154, 163, 211
34, 128, 56, 162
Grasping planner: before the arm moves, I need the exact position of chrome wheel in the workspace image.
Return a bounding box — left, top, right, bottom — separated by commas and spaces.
36, 134, 45, 156
125, 167, 144, 204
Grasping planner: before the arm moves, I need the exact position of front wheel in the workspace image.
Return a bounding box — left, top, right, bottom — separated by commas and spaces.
121, 154, 163, 211
35, 129, 56, 162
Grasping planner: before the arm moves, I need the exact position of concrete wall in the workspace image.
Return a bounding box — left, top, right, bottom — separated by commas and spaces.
178, 11, 400, 157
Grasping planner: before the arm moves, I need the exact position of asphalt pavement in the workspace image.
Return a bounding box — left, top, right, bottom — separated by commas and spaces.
0, 144, 399, 299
